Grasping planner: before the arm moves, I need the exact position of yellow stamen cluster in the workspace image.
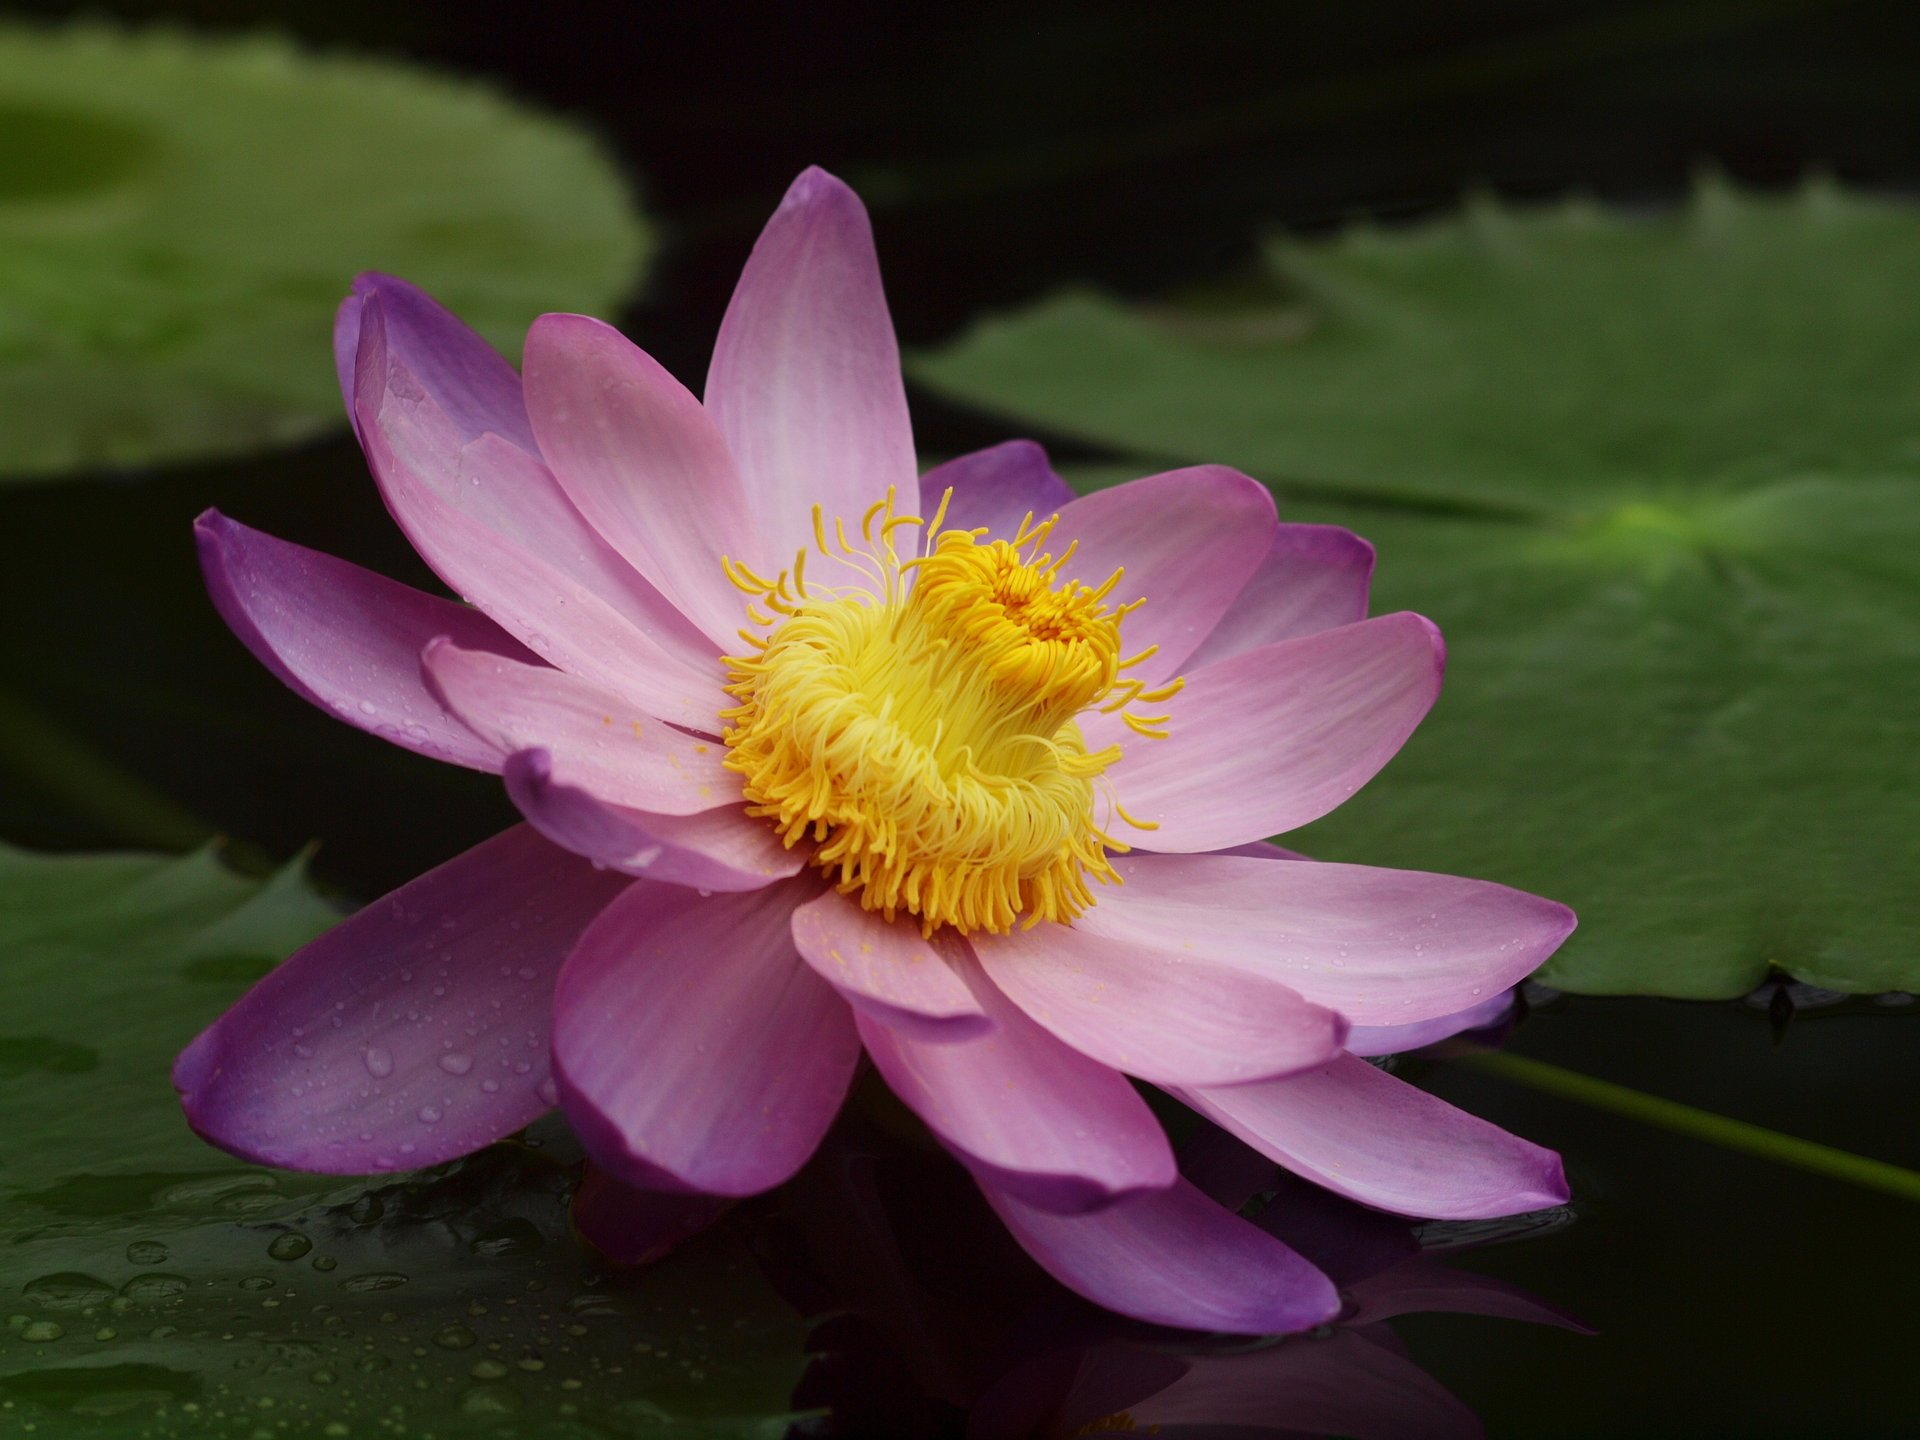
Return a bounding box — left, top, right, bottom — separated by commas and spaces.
720, 489, 1180, 935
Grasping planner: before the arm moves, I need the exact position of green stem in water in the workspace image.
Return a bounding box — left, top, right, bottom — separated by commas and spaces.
1461, 1050, 1920, 1204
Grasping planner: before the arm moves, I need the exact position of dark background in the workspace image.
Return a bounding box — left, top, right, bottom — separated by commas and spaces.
4, 3, 1917, 1434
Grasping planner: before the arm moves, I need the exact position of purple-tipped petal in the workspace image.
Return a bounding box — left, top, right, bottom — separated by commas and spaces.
979, 1174, 1340, 1335
706, 167, 917, 557
855, 954, 1175, 1215
422, 639, 736, 815
1181, 1054, 1569, 1220
195, 511, 526, 771
1089, 612, 1445, 852
573, 1166, 732, 1267
918, 440, 1074, 539
1049, 466, 1276, 683
173, 826, 627, 1173
353, 302, 725, 726
1187, 522, 1377, 666
552, 878, 858, 1196
1347, 989, 1518, 1057
334, 272, 537, 452
523, 312, 761, 647
790, 890, 991, 1041
1084, 853, 1575, 1026
504, 749, 801, 891
973, 922, 1347, 1087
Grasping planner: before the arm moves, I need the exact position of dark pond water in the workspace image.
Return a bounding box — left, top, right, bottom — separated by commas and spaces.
3, 2, 1917, 1435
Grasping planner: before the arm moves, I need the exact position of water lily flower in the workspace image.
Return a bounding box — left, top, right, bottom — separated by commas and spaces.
176, 167, 1575, 1334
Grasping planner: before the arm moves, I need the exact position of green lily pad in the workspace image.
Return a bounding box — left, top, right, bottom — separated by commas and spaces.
920, 185, 1920, 997
0, 23, 650, 481
0, 845, 808, 1434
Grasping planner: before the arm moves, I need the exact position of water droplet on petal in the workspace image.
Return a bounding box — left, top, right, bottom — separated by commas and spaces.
363, 1047, 394, 1079
439, 1051, 473, 1076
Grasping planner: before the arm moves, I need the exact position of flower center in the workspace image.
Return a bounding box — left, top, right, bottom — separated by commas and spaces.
720, 489, 1179, 935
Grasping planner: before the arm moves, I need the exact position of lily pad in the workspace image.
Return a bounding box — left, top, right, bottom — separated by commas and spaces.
0, 845, 808, 1434
0, 23, 650, 480
919, 185, 1920, 997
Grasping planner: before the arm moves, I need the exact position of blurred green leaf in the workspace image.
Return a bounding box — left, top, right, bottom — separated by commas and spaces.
921, 184, 1920, 997
0, 22, 650, 481
0, 845, 808, 1435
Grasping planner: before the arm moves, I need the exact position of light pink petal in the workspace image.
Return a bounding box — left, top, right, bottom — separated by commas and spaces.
790, 890, 991, 1041
503, 749, 801, 891
353, 303, 726, 725
1347, 990, 1517, 1057
572, 1166, 732, 1267
1046, 466, 1275, 684
855, 953, 1173, 1214
706, 167, 917, 557
1180, 1053, 1569, 1219
195, 510, 525, 771
1085, 853, 1575, 1025
972, 923, 1346, 1087
978, 1174, 1340, 1335
334, 272, 536, 452
423, 640, 737, 815
918, 439, 1074, 539
1087, 612, 1445, 851
1346, 1255, 1594, 1331
173, 826, 627, 1173
1186, 522, 1376, 667
553, 878, 858, 1196
524, 313, 762, 647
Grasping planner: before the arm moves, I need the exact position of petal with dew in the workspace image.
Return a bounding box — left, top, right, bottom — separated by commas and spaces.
173, 826, 627, 1173
919, 439, 1074, 539
1085, 852, 1575, 1026
354, 303, 725, 724
334, 271, 535, 452
504, 749, 801, 891
1347, 990, 1517, 1057
790, 890, 991, 1041
979, 1174, 1340, 1335
196, 510, 525, 771
423, 639, 736, 815
553, 878, 858, 1196
706, 167, 917, 558
1090, 612, 1444, 852
855, 955, 1174, 1214
1186, 522, 1376, 667
1181, 1053, 1569, 1219
524, 312, 761, 646
1048, 466, 1275, 683
974, 922, 1346, 1087
572, 1166, 733, 1267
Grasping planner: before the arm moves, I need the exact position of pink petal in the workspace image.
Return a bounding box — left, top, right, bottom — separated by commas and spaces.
854, 952, 1174, 1214
918, 439, 1073, 539
1049, 466, 1275, 683
789, 890, 991, 1041
195, 510, 525, 771
334, 272, 536, 453
1180, 1053, 1569, 1219
552, 878, 858, 1196
572, 1166, 732, 1266
978, 1174, 1340, 1335
353, 302, 724, 726
1085, 853, 1576, 1025
1347, 990, 1517, 1058
503, 748, 801, 891
172, 826, 627, 1173
523, 313, 761, 647
422, 639, 736, 815
1089, 612, 1445, 851
1186, 522, 1376, 667
706, 167, 917, 557
973, 922, 1346, 1086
